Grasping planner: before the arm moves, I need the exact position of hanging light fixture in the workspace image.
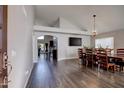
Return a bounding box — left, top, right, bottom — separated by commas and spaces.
92, 14, 97, 37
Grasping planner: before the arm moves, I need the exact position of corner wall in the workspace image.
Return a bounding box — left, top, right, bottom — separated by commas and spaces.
8, 5, 34, 88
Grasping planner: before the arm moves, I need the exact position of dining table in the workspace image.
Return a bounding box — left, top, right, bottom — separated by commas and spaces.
82, 51, 124, 71
108, 54, 124, 60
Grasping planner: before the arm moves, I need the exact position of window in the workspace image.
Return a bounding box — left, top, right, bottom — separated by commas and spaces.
95, 37, 114, 49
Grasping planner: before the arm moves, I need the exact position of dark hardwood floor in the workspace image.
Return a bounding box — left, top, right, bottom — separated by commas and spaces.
27, 54, 124, 88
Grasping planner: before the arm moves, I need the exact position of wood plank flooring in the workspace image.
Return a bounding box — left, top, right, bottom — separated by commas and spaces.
27, 54, 124, 88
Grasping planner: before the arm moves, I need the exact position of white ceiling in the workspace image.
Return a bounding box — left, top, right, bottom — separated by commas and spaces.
34, 5, 124, 34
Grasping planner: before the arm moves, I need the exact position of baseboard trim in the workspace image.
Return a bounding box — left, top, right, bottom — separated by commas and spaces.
24, 63, 34, 88
33, 61, 38, 63
58, 57, 78, 61
33, 59, 38, 63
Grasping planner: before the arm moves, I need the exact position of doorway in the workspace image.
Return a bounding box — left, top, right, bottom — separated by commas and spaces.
37, 35, 58, 61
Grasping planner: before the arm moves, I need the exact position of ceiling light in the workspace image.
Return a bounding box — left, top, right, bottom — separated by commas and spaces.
92, 14, 97, 37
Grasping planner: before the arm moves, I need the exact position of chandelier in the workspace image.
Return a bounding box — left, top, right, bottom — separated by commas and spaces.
92, 14, 97, 37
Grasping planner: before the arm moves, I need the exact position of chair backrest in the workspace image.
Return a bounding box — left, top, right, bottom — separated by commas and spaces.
96, 49, 108, 66
86, 49, 93, 54
85, 49, 93, 65
78, 48, 83, 59
105, 48, 112, 55
117, 48, 124, 55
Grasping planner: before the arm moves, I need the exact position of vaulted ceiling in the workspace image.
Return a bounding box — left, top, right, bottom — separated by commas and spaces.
34, 5, 124, 34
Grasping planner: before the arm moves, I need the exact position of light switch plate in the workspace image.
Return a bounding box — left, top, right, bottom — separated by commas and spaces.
11, 50, 16, 57
25, 70, 29, 76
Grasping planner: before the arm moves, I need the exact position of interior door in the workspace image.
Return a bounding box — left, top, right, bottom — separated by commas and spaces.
0, 5, 8, 88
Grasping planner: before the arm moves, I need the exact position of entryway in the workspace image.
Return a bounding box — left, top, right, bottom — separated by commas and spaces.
37, 35, 58, 61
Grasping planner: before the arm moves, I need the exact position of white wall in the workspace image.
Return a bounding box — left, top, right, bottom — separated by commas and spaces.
35, 18, 49, 26
33, 31, 91, 62
8, 5, 34, 88
59, 17, 82, 31
33, 16, 91, 62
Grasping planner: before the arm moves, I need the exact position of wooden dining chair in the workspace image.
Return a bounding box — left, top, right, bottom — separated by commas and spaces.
85, 49, 93, 68
117, 48, 124, 55
115, 48, 124, 71
96, 49, 115, 72
105, 48, 113, 55
78, 48, 86, 65
78, 48, 83, 59
78, 48, 83, 65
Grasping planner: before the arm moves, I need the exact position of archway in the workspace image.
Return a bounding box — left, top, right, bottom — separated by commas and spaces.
37, 35, 58, 61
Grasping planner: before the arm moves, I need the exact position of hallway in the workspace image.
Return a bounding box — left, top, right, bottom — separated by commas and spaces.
27, 54, 124, 88
27, 54, 57, 88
